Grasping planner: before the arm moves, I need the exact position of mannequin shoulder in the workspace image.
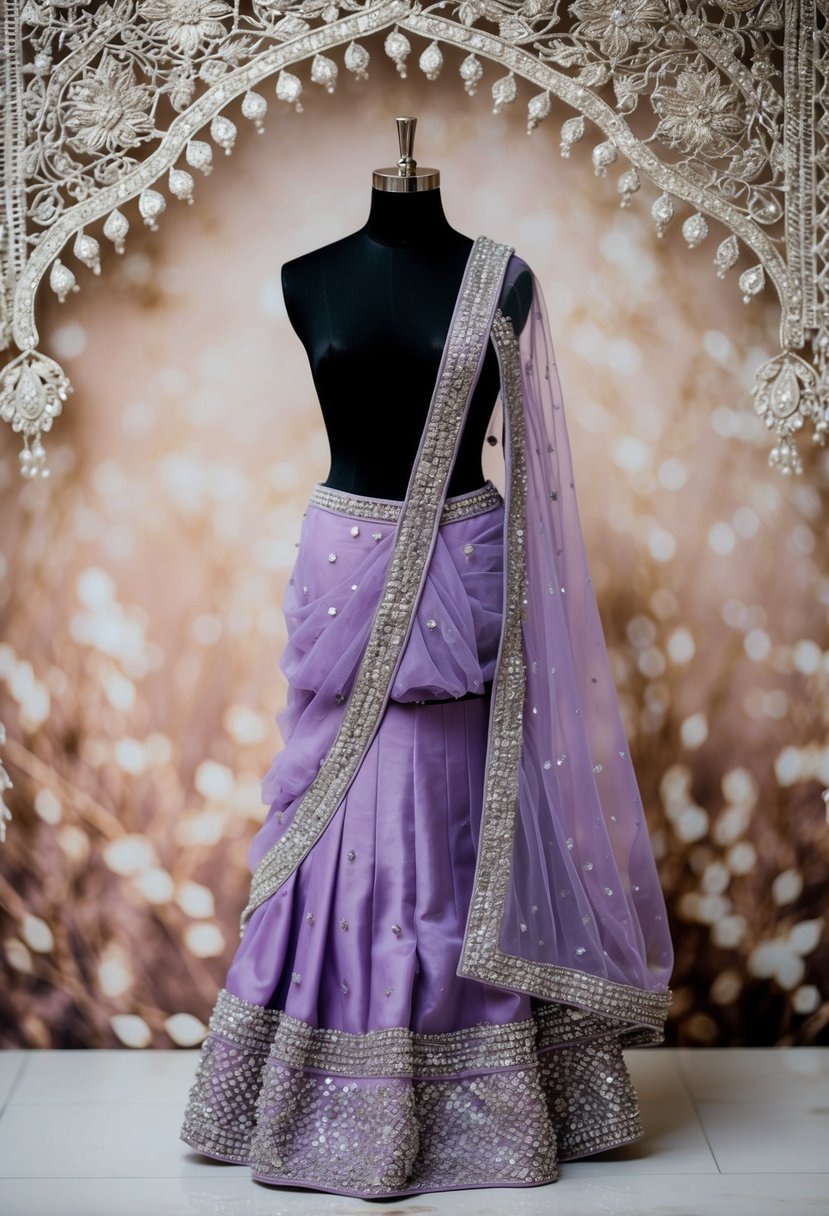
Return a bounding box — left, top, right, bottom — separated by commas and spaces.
281, 234, 368, 319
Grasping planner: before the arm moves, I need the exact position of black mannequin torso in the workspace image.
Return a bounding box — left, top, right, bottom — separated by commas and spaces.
281, 187, 533, 500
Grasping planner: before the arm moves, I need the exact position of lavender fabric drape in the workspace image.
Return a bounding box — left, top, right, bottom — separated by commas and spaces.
452, 259, 674, 1034
228, 494, 528, 1033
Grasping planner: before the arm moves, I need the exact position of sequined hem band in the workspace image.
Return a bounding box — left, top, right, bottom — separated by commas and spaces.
180, 987, 647, 1198
308, 478, 504, 524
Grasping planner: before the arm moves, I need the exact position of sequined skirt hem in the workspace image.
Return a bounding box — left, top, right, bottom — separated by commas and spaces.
179, 987, 646, 1198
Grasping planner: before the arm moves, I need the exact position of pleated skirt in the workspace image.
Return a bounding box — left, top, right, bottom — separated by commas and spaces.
179, 481, 646, 1198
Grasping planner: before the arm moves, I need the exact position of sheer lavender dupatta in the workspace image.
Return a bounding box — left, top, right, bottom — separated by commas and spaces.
458, 258, 675, 1045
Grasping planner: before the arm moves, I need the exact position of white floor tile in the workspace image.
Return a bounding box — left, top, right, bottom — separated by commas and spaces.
1, 1173, 827, 1216
11, 1049, 200, 1105
0, 1051, 27, 1107
676, 1047, 829, 1111
693, 1100, 829, 1175
0, 1101, 244, 1179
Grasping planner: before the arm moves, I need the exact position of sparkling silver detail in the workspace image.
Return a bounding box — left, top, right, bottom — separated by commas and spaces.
179, 986, 648, 1192
309, 479, 503, 524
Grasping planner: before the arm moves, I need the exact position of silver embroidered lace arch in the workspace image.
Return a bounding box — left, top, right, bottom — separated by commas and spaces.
0, 2, 826, 484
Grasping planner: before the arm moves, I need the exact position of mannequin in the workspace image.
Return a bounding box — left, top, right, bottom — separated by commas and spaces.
181, 126, 675, 1198
280, 116, 533, 501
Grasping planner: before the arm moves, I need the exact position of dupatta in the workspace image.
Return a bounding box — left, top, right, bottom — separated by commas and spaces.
241, 235, 675, 1046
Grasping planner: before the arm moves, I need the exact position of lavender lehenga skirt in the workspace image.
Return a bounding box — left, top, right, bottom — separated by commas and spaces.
179, 478, 647, 1199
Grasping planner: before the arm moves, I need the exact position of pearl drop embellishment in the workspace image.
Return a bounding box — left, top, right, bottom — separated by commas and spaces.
350, 525, 360, 536
328, 606, 337, 616
426, 619, 437, 630
328, 552, 337, 562
391, 923, 401, 935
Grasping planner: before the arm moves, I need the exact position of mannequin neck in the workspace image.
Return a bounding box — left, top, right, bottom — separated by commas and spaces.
362, 186, 459, 249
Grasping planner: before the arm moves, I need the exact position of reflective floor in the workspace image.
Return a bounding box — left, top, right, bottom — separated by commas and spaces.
0, 1046, 826, 1215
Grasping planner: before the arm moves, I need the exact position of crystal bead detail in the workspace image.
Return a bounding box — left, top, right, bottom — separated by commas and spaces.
276, 69, 303, 112
459, 53, 482, 95
419, 40, 443, 81
384, 29, 411, 77
344, 40, 369, 79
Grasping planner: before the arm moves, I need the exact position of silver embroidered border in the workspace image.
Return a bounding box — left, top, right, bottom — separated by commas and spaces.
456, 310, 673, 1038
308, 478, 503, 524
240, 235, 514, 935
203, 986, 635, 1077
179, 985, 646, 1181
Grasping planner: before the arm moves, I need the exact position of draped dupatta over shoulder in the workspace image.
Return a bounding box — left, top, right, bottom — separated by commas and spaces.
241, 236, 675, 1047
